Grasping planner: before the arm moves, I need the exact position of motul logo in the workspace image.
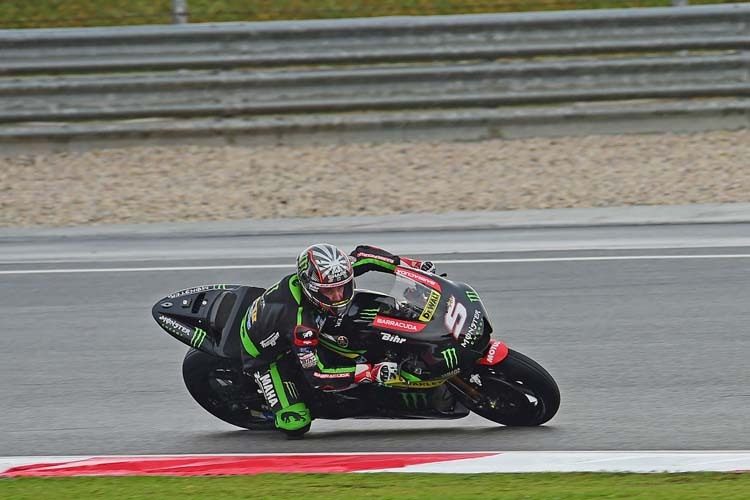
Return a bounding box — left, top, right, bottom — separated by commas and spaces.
486, 342, 500, 362
479, 340, 508, 366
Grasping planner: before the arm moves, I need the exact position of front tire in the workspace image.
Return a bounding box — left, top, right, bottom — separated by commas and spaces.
458, 349, 560, 426
182, 348, 274, 430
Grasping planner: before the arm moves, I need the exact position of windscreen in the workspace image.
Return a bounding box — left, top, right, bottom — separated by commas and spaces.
378, 275, 441, 323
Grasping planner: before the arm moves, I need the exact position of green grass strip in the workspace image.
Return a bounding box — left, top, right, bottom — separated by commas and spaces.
2, 472, 750, 499
0, 1, 744, 28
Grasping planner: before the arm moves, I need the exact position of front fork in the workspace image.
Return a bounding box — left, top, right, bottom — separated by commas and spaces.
448, 375, 483, 402
448, 340, 510, 407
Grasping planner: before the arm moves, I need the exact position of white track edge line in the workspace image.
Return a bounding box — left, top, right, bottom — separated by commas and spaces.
3, 451, 750, 474
3, 253, 750, 275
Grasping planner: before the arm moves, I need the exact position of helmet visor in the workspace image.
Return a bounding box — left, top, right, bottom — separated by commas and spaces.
314, 279, 354, 311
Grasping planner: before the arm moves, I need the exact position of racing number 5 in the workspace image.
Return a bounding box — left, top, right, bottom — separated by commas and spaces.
444, 296, 467, 340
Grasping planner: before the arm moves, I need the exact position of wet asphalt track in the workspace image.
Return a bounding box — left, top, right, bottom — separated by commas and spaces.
1, 222, 750, 455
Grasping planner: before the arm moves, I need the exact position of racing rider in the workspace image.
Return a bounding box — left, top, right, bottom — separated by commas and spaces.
240, 243, 437, 438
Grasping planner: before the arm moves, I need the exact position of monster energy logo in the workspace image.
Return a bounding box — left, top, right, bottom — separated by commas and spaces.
283, 381, 299, 399
191, 327, 207, 347
298, 253, 309, 272
465, 291, 480, 303
442, 348, 458, 369
359, 308, 379, 320
400, 392, 429, 410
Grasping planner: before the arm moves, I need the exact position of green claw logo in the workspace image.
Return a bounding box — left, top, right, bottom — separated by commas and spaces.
441, 348, 458, 369
298, 254, 309, 272
400, 392, 429, 409
283, 381, 299, 399
192, 327, 207, 347
465, 290, 480, 303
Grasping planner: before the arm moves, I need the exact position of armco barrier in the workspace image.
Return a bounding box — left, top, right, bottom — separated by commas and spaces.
0, 3, 748, 150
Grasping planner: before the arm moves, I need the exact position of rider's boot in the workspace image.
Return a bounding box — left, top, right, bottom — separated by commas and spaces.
254, 364, 312, 439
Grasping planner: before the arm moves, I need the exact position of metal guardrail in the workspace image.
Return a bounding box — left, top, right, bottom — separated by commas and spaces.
0, 3, 748, 150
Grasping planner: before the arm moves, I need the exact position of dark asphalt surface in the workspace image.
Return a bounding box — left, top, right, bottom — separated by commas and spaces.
2, 224, 750, 455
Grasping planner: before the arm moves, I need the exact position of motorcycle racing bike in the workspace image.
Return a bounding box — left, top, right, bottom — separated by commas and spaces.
152, 266, 560, 431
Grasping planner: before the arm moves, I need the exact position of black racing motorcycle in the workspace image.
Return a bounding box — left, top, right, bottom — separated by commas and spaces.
152, 267, 559, 433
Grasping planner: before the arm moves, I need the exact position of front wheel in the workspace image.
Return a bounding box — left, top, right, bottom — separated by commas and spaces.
453, 349, 560, 426
182, 348, 274, 430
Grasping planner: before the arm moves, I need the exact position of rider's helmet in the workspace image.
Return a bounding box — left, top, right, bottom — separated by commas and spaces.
296, 243, 354, 315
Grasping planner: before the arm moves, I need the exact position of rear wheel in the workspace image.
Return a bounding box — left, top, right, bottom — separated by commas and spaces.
182, 348, 274, 430
455, 349, 560, 426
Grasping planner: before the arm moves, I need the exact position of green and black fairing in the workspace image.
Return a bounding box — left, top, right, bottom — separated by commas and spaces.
152, 284, 265, 359
324, 274, 494, 376
151, 274, 492, 423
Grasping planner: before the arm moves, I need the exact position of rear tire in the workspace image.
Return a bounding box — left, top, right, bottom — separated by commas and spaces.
458, 349, 560, 426
182, 348, 274, 430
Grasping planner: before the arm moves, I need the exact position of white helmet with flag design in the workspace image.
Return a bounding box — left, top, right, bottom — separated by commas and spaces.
296, 243, 354, 315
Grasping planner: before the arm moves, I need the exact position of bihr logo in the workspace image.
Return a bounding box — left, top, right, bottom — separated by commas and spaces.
380, 332, 407, 344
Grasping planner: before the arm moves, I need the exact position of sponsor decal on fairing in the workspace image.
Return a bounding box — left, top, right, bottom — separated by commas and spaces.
461, 309, 483, 348
167, 284, 227, 299
373, 315, 427, 333
380, 332, 407, 344
401, 392, 429, 409
191, 327, 207, 348
478, 340, 509, 365
158, 315, 192, 338
419, 290, 442, 322
394, 267, 441, 291
441, 348, 459, 369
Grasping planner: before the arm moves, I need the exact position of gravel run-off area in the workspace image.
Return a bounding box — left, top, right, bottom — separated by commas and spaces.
1, 129, 749, 228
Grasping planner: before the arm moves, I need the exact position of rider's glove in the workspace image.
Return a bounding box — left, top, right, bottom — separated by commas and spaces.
354, 362, 403, 386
